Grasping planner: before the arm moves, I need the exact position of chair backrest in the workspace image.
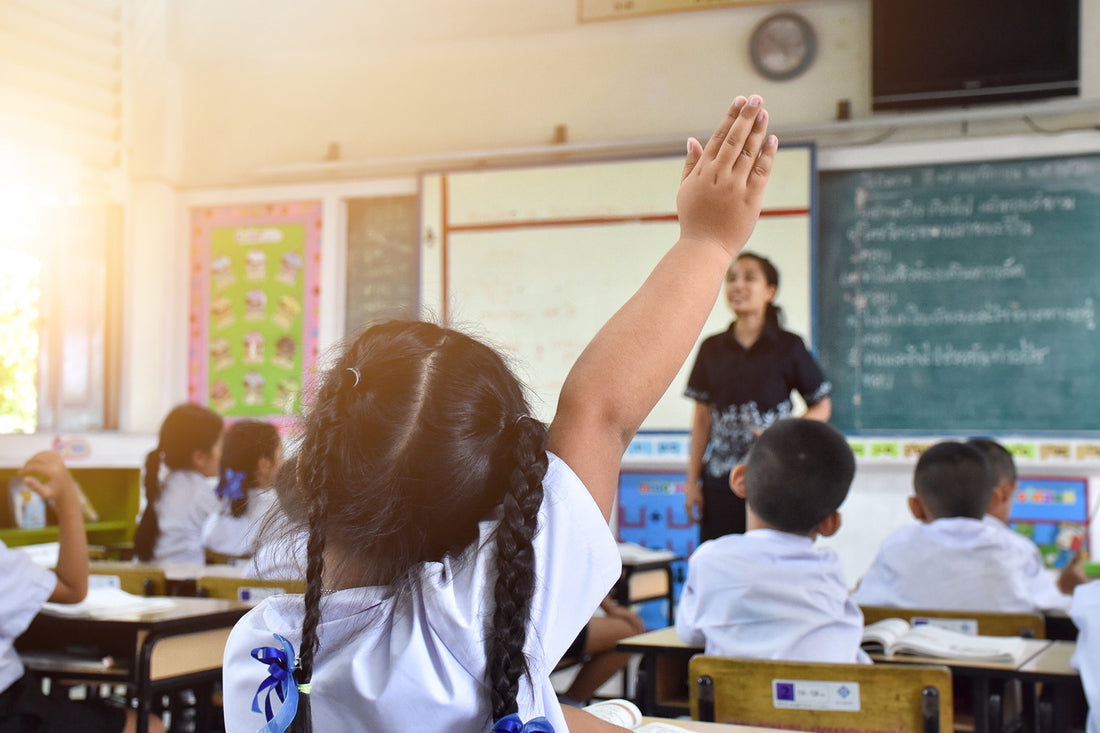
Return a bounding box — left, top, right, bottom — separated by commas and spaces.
859, 605, 1046, 639
89, 562, 168, 596
196, 575, 305, 602
689, 655, 953, 733
204, 549, 251, 566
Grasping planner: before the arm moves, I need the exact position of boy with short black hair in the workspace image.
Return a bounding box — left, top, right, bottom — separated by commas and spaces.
852, 440, 1082, 612
676, 418, 867, 663
967, 437, 1084, 607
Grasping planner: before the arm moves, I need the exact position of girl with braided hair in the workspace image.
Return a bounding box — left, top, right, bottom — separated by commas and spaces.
201, 420, 284, 559
221, 94, 776, 733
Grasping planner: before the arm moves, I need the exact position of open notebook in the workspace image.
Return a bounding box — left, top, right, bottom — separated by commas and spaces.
861, 618, 1030, 665
41, 587, 176, 618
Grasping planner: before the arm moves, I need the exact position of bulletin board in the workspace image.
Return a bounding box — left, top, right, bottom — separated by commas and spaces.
420, 146, 815, 430
188, 201, 322, 429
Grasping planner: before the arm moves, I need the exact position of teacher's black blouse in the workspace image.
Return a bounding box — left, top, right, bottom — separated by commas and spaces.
685, 320, 832, 479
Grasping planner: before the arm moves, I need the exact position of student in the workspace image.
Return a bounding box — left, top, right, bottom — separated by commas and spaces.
1071, 580, 1099, 733
675, 418, 866, 664
559, 597, 645, 706
0, 451, 164, 733
201, 420, 283, 559
221, 94, 777, 733
134, 403, 224, 564
245, 459, 308, 580
967, 437, 1085, 605
852, 440, 1080, 612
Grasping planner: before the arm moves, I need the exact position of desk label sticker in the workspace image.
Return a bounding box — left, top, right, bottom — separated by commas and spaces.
772, 679, 860, 711
912, 616, 978, 635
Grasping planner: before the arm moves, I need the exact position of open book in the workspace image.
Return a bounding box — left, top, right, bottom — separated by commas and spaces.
41, 587, 176, 619
861, 618, 1030, 664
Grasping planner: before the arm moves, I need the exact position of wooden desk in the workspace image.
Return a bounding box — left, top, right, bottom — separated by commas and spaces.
16, 597, 250, 733
873, 640, 1083, 733
1015, 641, 1083, 733
615, 553, 681, 623
618, 627, 701, 717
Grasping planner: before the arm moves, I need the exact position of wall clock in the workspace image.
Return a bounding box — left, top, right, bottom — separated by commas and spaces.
749, 12, 816, 81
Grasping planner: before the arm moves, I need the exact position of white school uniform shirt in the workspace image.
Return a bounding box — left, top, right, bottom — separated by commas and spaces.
245, 520, 307, 581
221, 452, 620, 732
675, 528, 870, 664
153, 470, 220, 564
0, 541, 56, 694
1071, 581, 1100, 733
851, 516, 1069, 612
980, 514, 1070, 611
201, 488, 278, 557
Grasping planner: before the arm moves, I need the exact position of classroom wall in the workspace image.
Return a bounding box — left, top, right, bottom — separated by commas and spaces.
45, 0, 1100, 581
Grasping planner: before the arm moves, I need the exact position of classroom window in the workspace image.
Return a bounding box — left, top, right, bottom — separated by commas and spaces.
0, 140, 121, 433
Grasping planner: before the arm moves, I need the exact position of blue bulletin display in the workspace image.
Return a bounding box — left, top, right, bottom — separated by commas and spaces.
1008, 476, 1089, 569
617, 470, 697, 628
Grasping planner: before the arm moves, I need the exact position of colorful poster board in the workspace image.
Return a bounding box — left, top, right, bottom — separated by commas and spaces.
618, 470, 693, 628
1008, 476, 1090, 569
188, 202, 322, 429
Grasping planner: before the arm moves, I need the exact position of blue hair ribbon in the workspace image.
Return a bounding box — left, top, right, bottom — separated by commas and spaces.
216, 468, 247, 502
250, 633, 300, 733
492, 713, 555, 733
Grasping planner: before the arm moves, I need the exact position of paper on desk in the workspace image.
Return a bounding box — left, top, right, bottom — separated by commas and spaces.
41, 587, 176, 618
618, 542, 677, 563
18, 542, 60, 568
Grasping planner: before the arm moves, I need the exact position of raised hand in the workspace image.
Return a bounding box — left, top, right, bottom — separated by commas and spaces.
676, 95, 776, 258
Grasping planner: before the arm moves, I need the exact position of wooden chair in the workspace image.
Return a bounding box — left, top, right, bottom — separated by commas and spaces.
89, 562, 167, 596
859, 606, 1046, 639
203, 549, 251, 566
689, 655, 953, 733
195, 575, 304, 602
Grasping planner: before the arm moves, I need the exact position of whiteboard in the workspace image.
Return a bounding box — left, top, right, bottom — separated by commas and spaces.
420, 147, 815, 430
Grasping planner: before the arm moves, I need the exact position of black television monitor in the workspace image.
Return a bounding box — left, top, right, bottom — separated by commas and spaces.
872, 0, 1079, 112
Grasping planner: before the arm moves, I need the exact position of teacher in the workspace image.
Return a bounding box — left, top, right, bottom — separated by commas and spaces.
684, 252, 832, 542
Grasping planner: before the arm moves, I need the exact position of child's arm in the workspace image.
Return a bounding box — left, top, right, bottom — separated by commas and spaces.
549, 95, 776, 520
20, 451, 88, 603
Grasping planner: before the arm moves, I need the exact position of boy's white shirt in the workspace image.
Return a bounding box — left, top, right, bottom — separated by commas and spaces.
676, 528, 869, 664
1071, 581, 1100, 733
153, 469, 220, 564
221, 452, 620, 732
201, 488, 278, 557
851, 516, 1070, 612
0, 541, 57, 693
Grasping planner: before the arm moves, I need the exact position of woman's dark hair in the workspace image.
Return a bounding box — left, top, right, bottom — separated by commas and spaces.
135, 403, 224, 562
287, 320, 547, 732
735, 251, 783, 331
217, 420, 281, 518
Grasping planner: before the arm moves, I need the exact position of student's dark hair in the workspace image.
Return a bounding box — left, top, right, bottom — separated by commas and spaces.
914, 441, 993, 520
217, 420, 281, 518
734, 252, 783, 331
135, 403, 224, 562
743, 418, 855, 534
286, 320, 547, 732
966, 437, 1017, 486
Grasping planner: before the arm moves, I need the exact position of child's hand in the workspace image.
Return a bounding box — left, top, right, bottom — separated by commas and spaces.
1058, 551, 1087, 595
676, 95, 776, 258
19, 451, 79, 510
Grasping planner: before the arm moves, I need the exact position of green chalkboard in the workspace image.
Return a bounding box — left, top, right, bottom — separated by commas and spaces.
345, 196, 419, 334
818, 153, 1100, 433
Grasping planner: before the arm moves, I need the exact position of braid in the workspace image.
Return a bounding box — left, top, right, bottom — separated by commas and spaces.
486, 416, 548, 721
288, 427, 332, 733
134, 450, 163, 562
